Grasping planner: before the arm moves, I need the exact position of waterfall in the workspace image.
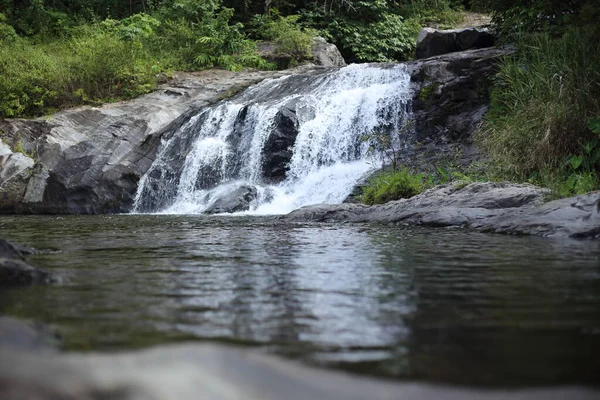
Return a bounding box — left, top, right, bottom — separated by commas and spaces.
133, 63, 412, 215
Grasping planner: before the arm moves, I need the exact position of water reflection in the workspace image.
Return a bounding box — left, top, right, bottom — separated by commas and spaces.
0, 215, 599, 386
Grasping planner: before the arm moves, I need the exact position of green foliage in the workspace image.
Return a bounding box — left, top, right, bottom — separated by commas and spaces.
152, 4, 271, 71
253, 12, 317, 61
360, 168, 428, 205
478, 27, 600, 180
0, 27, 158, 117
473, 0, 600, 37
327, 13, 421, 62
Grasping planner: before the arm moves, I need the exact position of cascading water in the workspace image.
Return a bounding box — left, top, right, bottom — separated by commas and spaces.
133, 64, 413, 215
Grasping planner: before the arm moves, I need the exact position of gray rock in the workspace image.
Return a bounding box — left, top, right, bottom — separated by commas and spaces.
257, 37, 345, 69
311, 37, 346, 67
285, 182, 600, 239
0, 344, 597, 400
416, 28, 496, 59
204, 184, 258, 214
0, 237, 59, 286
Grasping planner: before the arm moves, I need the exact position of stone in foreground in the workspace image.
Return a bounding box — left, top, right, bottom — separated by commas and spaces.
0, 344, 597, 400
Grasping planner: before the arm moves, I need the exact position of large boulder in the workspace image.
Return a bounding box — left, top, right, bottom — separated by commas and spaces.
257, 37, 346, 69
204, 184, 258, 214
311, 37, 346, 67
0, 238, 58, 286
416, 28, 496, 59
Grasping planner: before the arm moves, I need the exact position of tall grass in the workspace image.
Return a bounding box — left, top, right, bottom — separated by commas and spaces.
477, 27, 600, 193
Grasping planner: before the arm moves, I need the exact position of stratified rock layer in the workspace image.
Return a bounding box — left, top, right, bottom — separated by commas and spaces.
287, 182, 600, 239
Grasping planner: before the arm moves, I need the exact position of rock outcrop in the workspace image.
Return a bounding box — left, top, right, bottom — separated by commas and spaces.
0, 238, 59, 286
0, 343, 598, 400
416, 27, 496, 59
0, 67, 319, 214
403, 46, 512, 171
287, 182, 600, 239
261, 99, 301, 183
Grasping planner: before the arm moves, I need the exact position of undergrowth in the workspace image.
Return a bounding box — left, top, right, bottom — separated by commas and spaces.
360, 168, 428, 205
477, 26, 600, 197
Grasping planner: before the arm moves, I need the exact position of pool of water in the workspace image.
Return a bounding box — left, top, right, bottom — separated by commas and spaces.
1, 215, 599, 387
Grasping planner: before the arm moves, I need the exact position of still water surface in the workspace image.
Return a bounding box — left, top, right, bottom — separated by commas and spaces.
1, 215, 599, 387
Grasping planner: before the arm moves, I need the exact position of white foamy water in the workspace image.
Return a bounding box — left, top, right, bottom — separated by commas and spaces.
133, 64, 412, 215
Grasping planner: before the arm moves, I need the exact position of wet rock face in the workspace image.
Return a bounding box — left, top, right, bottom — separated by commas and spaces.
0, 238, 59, 286
403, 46, 513, 171
287, 182, 600, 239
261, 99, 301, 183
416, 28, 496, 59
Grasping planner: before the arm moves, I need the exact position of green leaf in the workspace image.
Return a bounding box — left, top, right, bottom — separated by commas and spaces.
588, 117, 600, 134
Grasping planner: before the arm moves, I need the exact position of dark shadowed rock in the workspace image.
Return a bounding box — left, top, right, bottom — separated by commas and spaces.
0, 238, 59, 286
416, 28, 496, 59
204, 184, 258, 214
403, 46, 513, 171
0, 344, 597, 400
261, 99, 300, 183
286, 182, 600, 239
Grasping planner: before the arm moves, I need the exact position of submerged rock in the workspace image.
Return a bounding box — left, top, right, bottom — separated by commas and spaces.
0, 238, 59, 286
204, 184, 258, 214
0, 317, 60, 351
286, 182, 600, 239
0, 343, 597, 400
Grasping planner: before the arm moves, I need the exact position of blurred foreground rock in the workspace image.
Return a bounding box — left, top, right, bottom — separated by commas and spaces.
0, 344, 598, 400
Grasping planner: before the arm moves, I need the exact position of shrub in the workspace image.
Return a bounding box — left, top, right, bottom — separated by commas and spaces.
254, 12, 317, 61
360, 168, 428, 205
